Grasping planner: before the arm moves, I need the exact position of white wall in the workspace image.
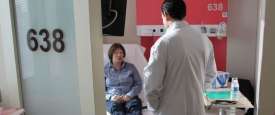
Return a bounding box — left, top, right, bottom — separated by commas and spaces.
103, 0, 140, 44
227, 0, 259, 87
258, 0, 275, 114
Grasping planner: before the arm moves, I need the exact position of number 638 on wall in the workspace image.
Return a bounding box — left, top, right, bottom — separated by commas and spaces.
27, 28, 65, 53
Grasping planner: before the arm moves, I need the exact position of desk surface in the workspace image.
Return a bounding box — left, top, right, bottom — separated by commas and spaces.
204, 90, 254, 108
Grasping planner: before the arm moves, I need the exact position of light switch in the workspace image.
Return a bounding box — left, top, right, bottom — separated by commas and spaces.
191, 24, 226, 37
137, 25, 165, 36
137, 24, 226, 38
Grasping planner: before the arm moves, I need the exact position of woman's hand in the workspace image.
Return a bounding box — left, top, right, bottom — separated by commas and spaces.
122, 95, 132, 102
111, 95, 124, 103
111, 95, 133, 102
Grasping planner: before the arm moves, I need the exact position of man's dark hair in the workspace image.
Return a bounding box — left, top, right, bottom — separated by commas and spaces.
161, 0, 186, 20
108, 43, 126, 64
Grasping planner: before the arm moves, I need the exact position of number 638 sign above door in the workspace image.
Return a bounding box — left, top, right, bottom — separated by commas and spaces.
27, 28, 65, 53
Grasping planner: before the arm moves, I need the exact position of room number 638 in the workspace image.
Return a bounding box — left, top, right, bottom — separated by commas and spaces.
27, 28, 65, 53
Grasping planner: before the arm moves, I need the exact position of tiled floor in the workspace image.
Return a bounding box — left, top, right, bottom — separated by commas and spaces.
107, 107, 246, 115
141, 108, 246, 115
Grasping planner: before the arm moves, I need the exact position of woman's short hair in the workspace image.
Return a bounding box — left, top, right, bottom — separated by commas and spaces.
161, 0, 186, 20
108, 43, 126, 64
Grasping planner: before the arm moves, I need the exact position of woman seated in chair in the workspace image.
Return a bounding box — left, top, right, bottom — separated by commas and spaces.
105, 43, 143, 115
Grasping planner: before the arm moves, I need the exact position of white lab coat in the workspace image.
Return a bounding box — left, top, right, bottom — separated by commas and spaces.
144, 21, 217, 115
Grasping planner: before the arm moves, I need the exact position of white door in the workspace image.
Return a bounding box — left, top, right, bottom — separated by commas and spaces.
12, 0, 105, 114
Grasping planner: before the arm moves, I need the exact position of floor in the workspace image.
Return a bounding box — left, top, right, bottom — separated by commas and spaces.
107, 108, 246, 115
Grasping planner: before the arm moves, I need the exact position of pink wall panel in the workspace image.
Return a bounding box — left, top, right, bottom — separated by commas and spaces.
185, 0, 228, 24
209, 37, 227, 71
136, 0, 162, 25
137, 0, 227, 71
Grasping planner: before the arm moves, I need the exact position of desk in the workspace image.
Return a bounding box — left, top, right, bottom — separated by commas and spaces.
204, 91, 254, 115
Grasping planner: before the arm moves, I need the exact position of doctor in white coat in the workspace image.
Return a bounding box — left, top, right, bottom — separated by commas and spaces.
144, 0, 217, 115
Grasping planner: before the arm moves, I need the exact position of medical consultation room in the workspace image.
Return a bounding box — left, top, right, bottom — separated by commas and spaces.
0, 0, 274, 115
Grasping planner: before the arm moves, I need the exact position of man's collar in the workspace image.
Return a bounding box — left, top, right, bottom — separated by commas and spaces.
166, 20, 188, 33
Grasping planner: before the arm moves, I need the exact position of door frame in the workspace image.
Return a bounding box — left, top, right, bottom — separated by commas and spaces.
0, 0, 23, 107
73, 0, 106, 114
